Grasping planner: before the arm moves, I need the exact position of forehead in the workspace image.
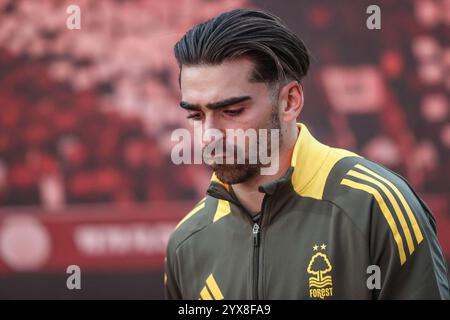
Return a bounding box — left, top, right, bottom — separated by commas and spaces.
180, 58, 260, 104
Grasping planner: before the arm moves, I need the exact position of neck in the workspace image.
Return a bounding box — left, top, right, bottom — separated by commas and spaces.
232, 124, 300, 215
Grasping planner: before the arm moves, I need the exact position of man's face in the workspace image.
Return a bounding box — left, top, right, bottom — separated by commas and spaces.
179, 57, 281, 184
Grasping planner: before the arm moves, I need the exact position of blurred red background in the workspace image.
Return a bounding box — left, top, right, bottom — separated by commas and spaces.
0, 0, 448, 299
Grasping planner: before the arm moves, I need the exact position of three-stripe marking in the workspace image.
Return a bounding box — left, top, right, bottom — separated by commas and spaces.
199, 274, 224, 300
340, 164, 423, 265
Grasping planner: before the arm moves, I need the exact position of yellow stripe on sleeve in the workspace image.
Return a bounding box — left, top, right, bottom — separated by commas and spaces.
347, 170, 415, 255
341, 178, 407, 265
355, 164, 423, 244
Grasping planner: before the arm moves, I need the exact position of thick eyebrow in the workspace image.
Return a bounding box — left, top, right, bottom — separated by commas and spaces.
179, 96, 252, 111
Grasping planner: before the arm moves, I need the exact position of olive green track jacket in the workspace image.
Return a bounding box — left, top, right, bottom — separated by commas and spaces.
165, 123, 450, 300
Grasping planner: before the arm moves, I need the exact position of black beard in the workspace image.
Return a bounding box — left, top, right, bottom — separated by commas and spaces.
210, 163, 260, 185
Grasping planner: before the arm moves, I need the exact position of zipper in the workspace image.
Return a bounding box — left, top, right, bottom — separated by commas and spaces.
208, 182, 269, 299
252, 194, 270, 300
252, 221, 260, 299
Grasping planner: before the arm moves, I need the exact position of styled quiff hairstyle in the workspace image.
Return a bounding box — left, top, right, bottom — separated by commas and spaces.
174, 8, 310, 90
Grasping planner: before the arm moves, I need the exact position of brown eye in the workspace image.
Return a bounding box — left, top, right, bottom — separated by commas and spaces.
223, 108, 244, 116
187, 113, 203, 121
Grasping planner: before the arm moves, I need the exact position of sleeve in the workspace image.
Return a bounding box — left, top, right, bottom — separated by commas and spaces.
369, 179, 450, 300
164, 241, 182, 300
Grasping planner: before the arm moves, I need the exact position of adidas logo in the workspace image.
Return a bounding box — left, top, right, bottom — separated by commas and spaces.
199, 274, 224, 300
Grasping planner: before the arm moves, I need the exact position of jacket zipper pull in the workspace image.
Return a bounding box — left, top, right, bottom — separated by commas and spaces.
253, 223, 260, 247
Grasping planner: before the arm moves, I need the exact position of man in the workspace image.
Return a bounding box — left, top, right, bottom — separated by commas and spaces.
165, 8, 449, 299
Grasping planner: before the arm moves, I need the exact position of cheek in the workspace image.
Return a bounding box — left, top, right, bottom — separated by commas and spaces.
248, 102, 276, 126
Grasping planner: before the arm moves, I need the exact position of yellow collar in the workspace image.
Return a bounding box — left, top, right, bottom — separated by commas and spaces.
291, 123, 358, 199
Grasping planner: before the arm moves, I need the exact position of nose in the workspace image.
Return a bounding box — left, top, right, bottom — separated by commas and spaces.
200, 115, 225, 151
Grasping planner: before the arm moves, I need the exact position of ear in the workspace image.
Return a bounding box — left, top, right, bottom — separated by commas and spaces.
278, 81, 304, 123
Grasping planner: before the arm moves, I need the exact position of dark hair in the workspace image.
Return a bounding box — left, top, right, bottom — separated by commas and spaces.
174, 8, 310, 88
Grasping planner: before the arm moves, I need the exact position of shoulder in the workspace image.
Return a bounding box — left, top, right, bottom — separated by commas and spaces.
167, 195, 227, 254
324, 154, 426, 222
323, 155, 429, 259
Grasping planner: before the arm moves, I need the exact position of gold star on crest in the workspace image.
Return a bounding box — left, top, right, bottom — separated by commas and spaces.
320, 243, 327, 250
313, 244, 319, 251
